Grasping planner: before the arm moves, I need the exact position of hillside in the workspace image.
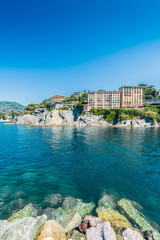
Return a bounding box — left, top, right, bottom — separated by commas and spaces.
0, 101, 25, 114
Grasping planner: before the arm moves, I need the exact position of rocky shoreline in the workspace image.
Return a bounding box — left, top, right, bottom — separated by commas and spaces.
0, 193, 159, 240
7, 109, 160, 128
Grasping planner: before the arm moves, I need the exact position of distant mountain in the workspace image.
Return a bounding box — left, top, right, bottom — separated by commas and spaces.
0, 101, 25, 114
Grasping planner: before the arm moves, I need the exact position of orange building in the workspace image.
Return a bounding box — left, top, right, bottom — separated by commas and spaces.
119, 86, 143, 108
87, 90, 120, 111
49, 94, 65, 103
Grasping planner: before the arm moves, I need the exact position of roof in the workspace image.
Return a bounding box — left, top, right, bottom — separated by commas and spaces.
119, 86, 143, 89
89, 90, 120, 94
49, 94, 65, 99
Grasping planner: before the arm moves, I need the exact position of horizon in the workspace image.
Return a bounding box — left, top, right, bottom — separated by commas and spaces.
0, 0, 160, 105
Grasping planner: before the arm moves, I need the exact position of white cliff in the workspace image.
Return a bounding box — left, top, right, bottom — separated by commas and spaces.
9, 109, 159, 127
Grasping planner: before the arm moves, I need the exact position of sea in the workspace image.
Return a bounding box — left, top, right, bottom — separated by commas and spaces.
0, 123, 160, 228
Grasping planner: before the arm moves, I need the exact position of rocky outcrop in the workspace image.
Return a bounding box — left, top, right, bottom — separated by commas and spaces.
60, 110, 75, 125
122, 228, 144, 240
46, 199, 95, 230
64, 212, 82, 233
79, 215, 102, 233
86, 221, 117, 240
76, 115, 111, 127
97, 209, 132, 231
96, 193, 116, 212
62, 197, 81, 209
12, 113, 45, 125
118, 199, 160, 239
0, 215, 47, 240
1, 194, 160, 240
61, 197, 95, 219
67, 230, 86, 240
8, 203, 37, 222
42, 194, 63, 208
45, 109, 63, 125
114, 119, 159, 128
35, 220, 66, 240
9, 108, 160, 127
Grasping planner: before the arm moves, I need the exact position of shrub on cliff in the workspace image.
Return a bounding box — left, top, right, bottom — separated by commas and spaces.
105, 111, 116, 123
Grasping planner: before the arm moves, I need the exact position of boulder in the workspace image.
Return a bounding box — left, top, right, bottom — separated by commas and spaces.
8, 203, 37, 222
61, 198, 95, 219
49, 208, 81, 232
67, 230, 86, 240
1, 215, 47, 240
0, 220, 10, 238
122, 228, 144, 240
73, 201, 95, 219
97, 209, 132, 231
142, 231, 155, 240
49, 207, 73, 227
62, 197, 81, 210
79, 215, 102, 233
86, 221, 116, 240
96, 193, 115, 212
118, 199, 160, 239
35, 220, 66, 240
42, 194, 63, 208
64, 212, 82, 233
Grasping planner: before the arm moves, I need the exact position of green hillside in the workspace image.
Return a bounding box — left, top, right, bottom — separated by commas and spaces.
0, 101, 25, 114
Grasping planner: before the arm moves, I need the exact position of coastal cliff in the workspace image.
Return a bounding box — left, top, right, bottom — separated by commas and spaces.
9, 108, 160, 127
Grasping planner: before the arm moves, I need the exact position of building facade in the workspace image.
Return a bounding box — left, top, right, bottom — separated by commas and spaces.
119, 86, 143, 108
87, 90, 120, 111
74, 91, 84, 97
49, 94, 65, 103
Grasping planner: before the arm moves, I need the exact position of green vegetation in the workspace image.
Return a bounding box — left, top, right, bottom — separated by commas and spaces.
139, 84, 160, 99
25, 103, 37, 114
41, 99, 52, 110
0, 101, 25, 114
63, 91, 88, 104
0, 113, 7, 120
89, 105, 160, 123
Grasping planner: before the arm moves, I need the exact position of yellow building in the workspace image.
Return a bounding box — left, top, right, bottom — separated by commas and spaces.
49, 94, 65, 103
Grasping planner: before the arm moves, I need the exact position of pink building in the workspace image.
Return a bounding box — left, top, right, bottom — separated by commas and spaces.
119, 86, 143, 108
87, 90, 120, 111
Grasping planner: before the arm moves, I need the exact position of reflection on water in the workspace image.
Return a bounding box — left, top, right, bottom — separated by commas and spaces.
0, 123, 160, 226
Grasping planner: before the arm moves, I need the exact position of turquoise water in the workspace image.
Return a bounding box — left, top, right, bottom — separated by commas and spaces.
0, 123, 160, 227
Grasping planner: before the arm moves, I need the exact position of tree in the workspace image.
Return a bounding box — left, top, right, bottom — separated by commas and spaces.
139, 83, 158, 99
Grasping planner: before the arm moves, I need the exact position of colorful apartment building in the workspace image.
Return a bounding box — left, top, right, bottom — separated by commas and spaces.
87, 90, 120, 111
119, 86, 143, 108
49, 94, 65, 103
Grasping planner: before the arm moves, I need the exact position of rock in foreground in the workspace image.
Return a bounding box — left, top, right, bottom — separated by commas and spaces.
35, 220, 66, 240
86, 221, 116, 240
79, 215, 102, 233
97, 208, 132, 231
7, 203, 37, 222
1, 215, 47, 240
118, 199, 160, 239
67, 230, 86, 240
122, 228, 144, 240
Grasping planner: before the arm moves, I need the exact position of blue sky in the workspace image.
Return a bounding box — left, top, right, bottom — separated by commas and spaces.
0, 0, 160, 105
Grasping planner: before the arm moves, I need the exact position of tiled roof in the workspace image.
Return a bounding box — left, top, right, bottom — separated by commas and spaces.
49, 94, 65, 99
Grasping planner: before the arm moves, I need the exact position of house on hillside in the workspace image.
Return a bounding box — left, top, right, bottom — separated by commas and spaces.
49, 94, 65, 103
74, 91, 84, 97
